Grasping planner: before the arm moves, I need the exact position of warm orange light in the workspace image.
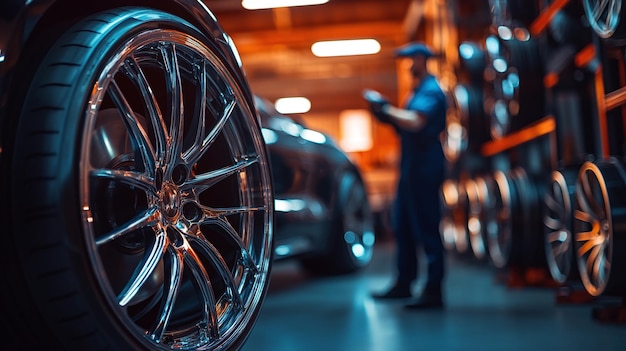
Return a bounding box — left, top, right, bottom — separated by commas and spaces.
311, 39, 381, 57
275, 97, 311, 114
339, 109, 373, 152
242, 0, 328, 10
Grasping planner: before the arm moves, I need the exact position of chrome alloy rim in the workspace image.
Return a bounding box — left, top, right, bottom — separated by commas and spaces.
341, 174, 376, 268
544, 170, 575, 284
574, 162, 612, 296
584, 0, 623, 38
440, 179, 460, 251
487, 170, 513, 268
79, 29, 273, 349
466, 177, 490, 260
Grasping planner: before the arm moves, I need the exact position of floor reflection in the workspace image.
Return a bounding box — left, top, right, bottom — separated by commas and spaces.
243, 242, 626, 351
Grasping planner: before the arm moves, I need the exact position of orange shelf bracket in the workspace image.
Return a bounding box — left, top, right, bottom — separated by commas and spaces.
481, 116, 556, 157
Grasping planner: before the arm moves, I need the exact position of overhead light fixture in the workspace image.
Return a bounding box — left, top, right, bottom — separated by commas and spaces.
242, 0, 329, 10
275, 97, 311, 114
311, 39, 381, 57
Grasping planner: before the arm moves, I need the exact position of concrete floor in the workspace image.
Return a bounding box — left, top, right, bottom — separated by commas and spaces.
242, 241, 626, 351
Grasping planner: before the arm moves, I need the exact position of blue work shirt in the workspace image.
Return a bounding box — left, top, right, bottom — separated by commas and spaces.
396, 74, 447, 183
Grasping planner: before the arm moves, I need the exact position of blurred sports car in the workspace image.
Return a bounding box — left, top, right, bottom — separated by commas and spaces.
0, 1, 273, 350
255, 96, 375, 275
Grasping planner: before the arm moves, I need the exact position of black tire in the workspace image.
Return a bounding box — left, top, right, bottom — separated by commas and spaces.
483, 26, 545, 139
300, 171, 375, 275
1, 7, 273, 351
544, 0, 588, 48
458, 41, 487, 86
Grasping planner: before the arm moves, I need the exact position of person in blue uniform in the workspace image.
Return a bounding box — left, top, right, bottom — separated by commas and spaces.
366, 42, 447, 309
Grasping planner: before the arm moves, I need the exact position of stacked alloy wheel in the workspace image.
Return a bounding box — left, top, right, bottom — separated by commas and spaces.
464, 176, 494, 260
574, 158, 626, 296
440, 179, 470, 255
584, 0, 626, 42
543, 167, 580, 285
483, 25, 545, 139
485, 167, 547, 269
486, 169, 520, 268
440, 179, 460, 252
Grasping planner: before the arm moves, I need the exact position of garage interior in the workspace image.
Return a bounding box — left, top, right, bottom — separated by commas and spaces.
210, 0, 626, 349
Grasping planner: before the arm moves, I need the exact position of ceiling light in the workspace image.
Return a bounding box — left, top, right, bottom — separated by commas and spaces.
275, 97, 311, 114
242, 0, 329, 10
311, 39, 381, 57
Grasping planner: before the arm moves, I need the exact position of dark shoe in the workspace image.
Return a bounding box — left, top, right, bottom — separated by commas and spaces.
371, 284, 412, 300
404, 294, 444, 310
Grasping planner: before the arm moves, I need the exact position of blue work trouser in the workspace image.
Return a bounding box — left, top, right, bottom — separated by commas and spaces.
392, 174, 445, 293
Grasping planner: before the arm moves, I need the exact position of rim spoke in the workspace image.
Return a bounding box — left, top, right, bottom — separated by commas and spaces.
594, 0, 609, 20
183, 247, 220, 339
96, 207, 160, 246
188, 236, 245, 306
581, 174, 605, 218
186, 61, 209, 162
546, 230, 564, 243
122, 55, 169, 162
184, 97, 236, 166
574, 207, 597, 225
202, 204, 266, 218
160, 43, 185, 172
578, 236, 597, 257
91, 168, 156, 195
544, 215, 561, 231
118, 230, 168, 306
150, 248, 184, 343
544, 192, 562, 214
184, 156, 259, 193
200, 217, 258, 273
108, 78, 156, 175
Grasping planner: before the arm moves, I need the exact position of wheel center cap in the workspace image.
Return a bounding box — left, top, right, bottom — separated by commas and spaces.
160, 182, 181, 219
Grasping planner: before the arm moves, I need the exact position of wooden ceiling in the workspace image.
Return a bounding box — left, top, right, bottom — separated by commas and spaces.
209, 0, 415, 116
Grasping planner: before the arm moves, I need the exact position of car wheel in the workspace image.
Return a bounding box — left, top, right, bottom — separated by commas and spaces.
544, 168, 579, 285
440, 179, 460, 252
2, 7, 273, 350
584, 0, 626, 41
465, 177, 490, 260
574, 159, 626, 296
483, 26, 544, 139
487, 169, 520, 268
300, 171, 375, 275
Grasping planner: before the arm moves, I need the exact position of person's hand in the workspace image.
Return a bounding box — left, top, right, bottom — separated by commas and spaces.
362, 89, 391, 123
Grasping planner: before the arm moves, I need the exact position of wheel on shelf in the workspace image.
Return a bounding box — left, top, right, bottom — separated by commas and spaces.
440, 178, 469, 254
440, 179, 459, 252
583, 0, 626, 42
465, 176, 493, 260
483, 25, 545, 139
486, 169, 521, 268
574, 159, 626, 296
511, 168, 548, 269
544, 167, 580, 285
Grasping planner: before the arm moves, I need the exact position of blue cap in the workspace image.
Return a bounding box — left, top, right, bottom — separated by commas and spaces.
395, 42, 433, 58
